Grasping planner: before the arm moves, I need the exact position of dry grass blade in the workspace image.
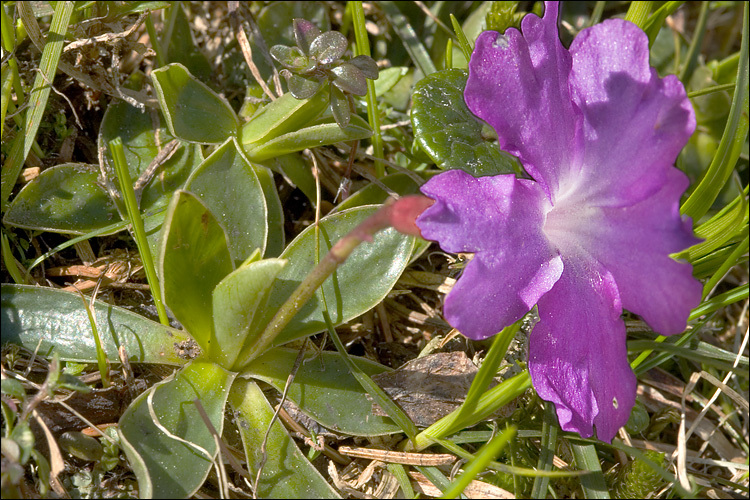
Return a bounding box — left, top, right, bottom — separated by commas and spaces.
337, 446, 456, 466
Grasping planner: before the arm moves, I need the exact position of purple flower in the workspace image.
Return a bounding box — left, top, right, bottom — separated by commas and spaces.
415, 1, 702, 441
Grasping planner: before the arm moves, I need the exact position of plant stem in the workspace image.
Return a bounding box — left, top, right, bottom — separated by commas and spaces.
241, 195, 433, 363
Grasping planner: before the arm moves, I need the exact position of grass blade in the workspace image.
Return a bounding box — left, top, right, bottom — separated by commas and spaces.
381, 1, 437, 76
1, 1, 73, 207
442, 425, 516, 499
351, 1, 384, 177
109, 138, 170, 327
681, 3, 749, 221
571, 442, 610, 499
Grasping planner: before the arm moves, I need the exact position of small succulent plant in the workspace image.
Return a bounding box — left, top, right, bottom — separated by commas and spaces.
270, 18, 379, 127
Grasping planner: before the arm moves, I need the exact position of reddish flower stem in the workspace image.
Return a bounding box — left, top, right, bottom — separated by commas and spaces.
241, 195, 434, 363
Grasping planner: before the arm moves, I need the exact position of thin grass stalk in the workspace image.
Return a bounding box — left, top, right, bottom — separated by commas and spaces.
381, 1, 437, 76
679, 1, 709, 83
441, 426, 516, 499
108, 138, 170, 327
457, 319, 521, 421
351, 1, 384, 177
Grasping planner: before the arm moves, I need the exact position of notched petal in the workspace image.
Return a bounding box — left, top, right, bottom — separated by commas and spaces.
417, 170, 561, 340
529, 258, 636, 442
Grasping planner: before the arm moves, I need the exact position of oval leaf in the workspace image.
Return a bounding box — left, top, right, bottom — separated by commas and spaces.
3, 164, 117, 234
349, 55, 380, 80
241, 89, 329, 146
243, 348, 401, 436
332, 62, 367, 95
98, 99, 203, 258
118, 361, 236, 499
309, 31, 348, 65
152, 63, 239, 143
411, 68, 520, 176
286, 72, 324, 99
184, 138, 268, 264
270, 44, 310, 70
1, 284, 193, 365
159, 191, 233, 353
293, 18, 322, 54
212, 258, 287, 369
243, 114, 372, 162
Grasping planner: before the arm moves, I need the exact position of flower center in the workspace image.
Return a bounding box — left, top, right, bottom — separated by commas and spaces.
542, 192, 600, 255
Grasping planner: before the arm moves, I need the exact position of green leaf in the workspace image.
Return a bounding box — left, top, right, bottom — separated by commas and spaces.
572, 442, 610, 499
3, 164, 118, 234
241, 89, 329, 146
1, 284, 192, 365
159, 191, 233, 354
310, 31, 348, 64
271, 45, 310, 70
349, 55, 380, 80
184, 138, 268, 264
331, 84, 352, 128
285, 72, 324, 99
99, 101, 199, 214
234, 205, 414, 366
229, 379, 340, 498
118, 361, 236, 499
681, 4, 749, 221
98, 99, 203, 258
373, 66, 408, 97
253, 163, 285, 258
165, 3, 212, 80
332, 62, 368, 95
262, 154, 318, 207
294, 18, 323, 55
152, 63, 239, 143
212, 259, 287, 369
678, 185, 748, 263
380, 1, 437, 76
243, 114, 373, 162
324, 316, 418, 440
412, 69, 520, 176
243, 347, 401, 436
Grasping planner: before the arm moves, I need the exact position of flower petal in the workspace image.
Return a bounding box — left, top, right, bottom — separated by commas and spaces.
417, 169, 563, 340
464, 1, 581, 197
529, 255, 636, 442
564, 19, 696, 206
547, 167, 702, 335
